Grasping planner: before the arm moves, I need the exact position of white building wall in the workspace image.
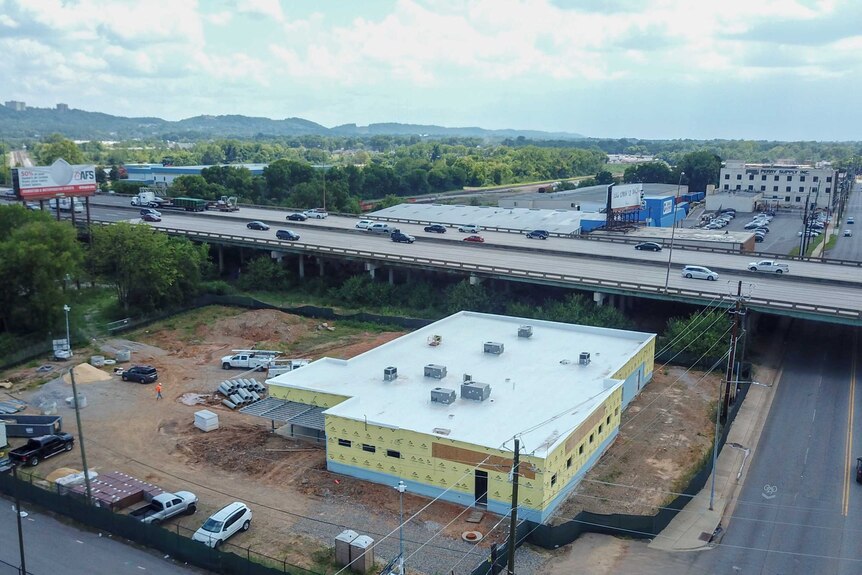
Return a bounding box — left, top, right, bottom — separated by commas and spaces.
719, 161, 837, 210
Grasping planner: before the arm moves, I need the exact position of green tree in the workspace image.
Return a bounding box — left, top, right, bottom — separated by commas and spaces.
237, 257, 293, 291
444, 280, 493, 314
89, 223, 208, 312
0, 206, 84, 334
677, 151, 722, 193
623, 161, 673, 184
595, 171, 615, 185
663, 310, 731, 359
35, 134, 85, 165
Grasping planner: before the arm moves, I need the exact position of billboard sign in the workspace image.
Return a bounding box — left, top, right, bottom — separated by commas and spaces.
610, 183, 642, 210
663, 198, 674, 215
13, 159, 97, 200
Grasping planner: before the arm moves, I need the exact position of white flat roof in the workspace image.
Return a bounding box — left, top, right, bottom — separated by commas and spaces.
371, 204, 582, 235
269, 312, 653, 457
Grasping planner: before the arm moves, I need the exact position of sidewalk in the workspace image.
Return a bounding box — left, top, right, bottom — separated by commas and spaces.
648, 361, 781, 551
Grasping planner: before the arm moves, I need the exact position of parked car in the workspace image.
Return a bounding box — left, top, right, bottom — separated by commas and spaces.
355, 220, 375, 229
754, 235, 765, 242
681, 265, 719, 281
634, 242, 663, 252
458, 224, 480, 233
390, 230, 415, 244
463, 235, 485, 243
424, 224, 447, 233
753, 227, 769, 234
122, 365, 159, 384
142, 213, 161, 222
275, 229, 300, 241
744, 222, 763, 230
304, 210, 328, 219
287, 212, 308, 222
192, 502, 252, 548
526, 230, 549, 240
246, 221, 270, 231
130, 491, 198, 525
9, 433, 75, 467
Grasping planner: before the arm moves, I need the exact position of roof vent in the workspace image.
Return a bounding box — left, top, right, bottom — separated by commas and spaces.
518, 325, 533, 338
383, 366, 398, 381
427, 335, 442, 347
461, 382, 492, 401
424, 364, 447, 379
579, 352, 591, 366
431, 388, 456, 404
483, 342, 504, 355
463, 374, 472, 383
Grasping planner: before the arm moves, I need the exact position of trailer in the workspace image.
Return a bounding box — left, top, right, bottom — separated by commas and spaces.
163, 197, 207, 212
0, 414, 62, 438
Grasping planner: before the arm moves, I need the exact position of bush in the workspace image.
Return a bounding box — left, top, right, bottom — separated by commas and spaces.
200, 280, 237, 296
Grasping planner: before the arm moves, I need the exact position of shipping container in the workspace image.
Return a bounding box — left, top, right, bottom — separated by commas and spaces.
0, 414, 62, 438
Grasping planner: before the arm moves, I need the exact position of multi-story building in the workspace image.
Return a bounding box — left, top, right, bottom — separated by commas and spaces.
719, 160, 838, 210
266, 311, 656, 523
4, 100, 26, 111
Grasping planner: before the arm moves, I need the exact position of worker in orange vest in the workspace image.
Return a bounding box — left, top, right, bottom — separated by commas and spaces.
155, 382, 163, 400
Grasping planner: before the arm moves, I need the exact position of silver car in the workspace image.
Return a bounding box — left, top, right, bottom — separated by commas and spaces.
681, 265, 719, 281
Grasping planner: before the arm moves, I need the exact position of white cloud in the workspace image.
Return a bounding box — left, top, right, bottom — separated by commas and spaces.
206, 10, 233, 26
236, 0, 284, 22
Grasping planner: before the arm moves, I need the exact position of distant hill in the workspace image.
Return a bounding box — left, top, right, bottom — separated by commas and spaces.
0, 104, 584, 141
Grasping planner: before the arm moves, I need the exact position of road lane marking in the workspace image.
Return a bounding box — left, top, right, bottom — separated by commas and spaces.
843, 331, 858, 516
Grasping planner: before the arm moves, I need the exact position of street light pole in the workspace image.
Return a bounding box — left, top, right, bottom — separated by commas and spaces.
63, 304, 72, 356
396, 480, 406, 575
663, 171, 685, 293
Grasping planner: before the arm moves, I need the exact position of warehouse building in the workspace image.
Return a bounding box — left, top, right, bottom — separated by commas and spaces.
266, 312, 656, 523
718, 160, 838, 210
125, 163, 268, 185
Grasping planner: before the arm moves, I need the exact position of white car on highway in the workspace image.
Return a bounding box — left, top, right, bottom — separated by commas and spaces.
681, 265, 719, 281
355, 220, 375, 229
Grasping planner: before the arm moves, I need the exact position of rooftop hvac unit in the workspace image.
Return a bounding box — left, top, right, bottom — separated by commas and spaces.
424, 364, 447, 379
483, 342, 504, 355
461, 382, 492, 401
579, 352, 591, 366
431, 387, 457, 404
463, 374, 472, 383
518, 325, 533, 338
383, 366, 398, 381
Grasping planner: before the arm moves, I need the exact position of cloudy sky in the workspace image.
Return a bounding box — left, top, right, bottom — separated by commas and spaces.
1, 0, 861, 140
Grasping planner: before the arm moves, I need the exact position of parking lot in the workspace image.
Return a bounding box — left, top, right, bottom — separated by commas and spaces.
688, 209, 815, 255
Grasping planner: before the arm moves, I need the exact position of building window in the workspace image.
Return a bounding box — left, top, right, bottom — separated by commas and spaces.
813, 176, 819, 182
724, 184, 729, 190
795, 196, 801, 202
566, 457, 572, 469
760, 186, 765, 191
598, 424, 603, 434
785, 186, 791, 192
579, 444, 584, 455
773, 186, 778, 192
615, 407, 619, 417
774, 175, 779, 181
787, 176, 792, 181
748, 174, 754, 180
338, 439, 352, 448
827, 176, 833, 182
736, 174, 742, 180
785, 196, 790, 202
724, 174, 729, 179
606, 415, 611, 425
362, 444, 376, 453
800, 175, 806, 182
736, 185, 741, 190
386, 449, 401, 458
826, 187, 831, 193
748, 185, 753, 191
799, 186, 804, 193
589, 433, 595, 444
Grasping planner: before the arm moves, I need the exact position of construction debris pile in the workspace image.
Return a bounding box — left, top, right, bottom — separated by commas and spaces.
217, 378, 266, 410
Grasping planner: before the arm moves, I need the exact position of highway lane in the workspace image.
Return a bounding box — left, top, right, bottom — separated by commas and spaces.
694, 323, 862, 575
0, 495, 207, 575
828, 186, 860, 262
137, 212, 862, 318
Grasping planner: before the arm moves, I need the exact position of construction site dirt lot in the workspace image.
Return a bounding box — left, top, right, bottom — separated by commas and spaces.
1, 307, 721, 574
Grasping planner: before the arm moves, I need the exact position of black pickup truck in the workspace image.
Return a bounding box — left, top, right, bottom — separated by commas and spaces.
9, 433, 75, 466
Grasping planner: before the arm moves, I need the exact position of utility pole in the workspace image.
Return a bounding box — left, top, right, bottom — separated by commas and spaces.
506, 438, 520, 575
721, 281, 744, 423
12, 465, 27, 575
69, 368, 93, 503
799, 188, 811, 255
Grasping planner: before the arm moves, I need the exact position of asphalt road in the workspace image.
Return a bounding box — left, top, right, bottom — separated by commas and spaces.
826, 186, 860, 261
0, 496, 206, 575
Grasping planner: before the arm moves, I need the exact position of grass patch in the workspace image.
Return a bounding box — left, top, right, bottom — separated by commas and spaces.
126, 305, 246, 342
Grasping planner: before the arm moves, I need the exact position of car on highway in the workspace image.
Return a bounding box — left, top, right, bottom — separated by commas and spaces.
275, 229, 300, 241
845, 229, 853, 237
681, 265, 718, 281
287, 212, 308, 222
192, 502, 252, 549
141, 213, 162, 222
304, 210, 328, 219
748, 260, 789, 274
798, 230, 820, 237
355, 219, 375, 229
424, 224, 447, 233
390, 230, 415, 244
526, 230, 549, 240
367, 222, 393, 234
140, 208, 161, 217
121, 365, 159, 384
463, 235, 485, 243
247, 221, 270, 231
849, 217, 855, 224
458, 224, 480, 233
634, 242, 663, 252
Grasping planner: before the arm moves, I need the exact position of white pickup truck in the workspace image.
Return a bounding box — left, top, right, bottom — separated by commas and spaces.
747, 260, 789, 274
129, 491, 197, 524
221, 351, 278, 371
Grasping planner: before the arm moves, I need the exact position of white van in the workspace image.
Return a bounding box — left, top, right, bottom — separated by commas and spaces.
192, 502, 252, 548
367, 222, 393, 234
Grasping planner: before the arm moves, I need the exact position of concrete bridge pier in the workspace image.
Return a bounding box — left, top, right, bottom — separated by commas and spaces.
218, 245, 224, 274
469, 274, 482, 286
366, 262, 378, 279
317, 258, 325, 277
270, 251, 285, 263
388, 268, 395, 286
593, 292, 607, 306
298, 256, 305, 279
